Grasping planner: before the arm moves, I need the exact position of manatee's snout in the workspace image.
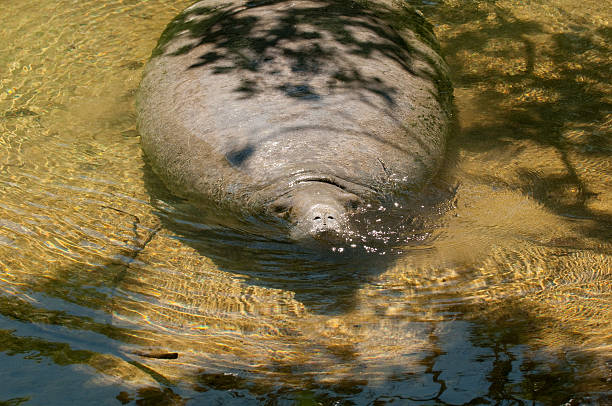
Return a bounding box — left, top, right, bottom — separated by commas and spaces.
269, 181, 361, 241
302, 203, 344, 235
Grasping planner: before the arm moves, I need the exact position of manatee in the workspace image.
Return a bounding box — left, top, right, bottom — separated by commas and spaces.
137, 0, 453, 241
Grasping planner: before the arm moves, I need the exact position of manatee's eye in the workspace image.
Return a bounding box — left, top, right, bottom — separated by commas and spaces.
346, 198, 361, 210
269, 201, 289, 217
338, 192, 362, 210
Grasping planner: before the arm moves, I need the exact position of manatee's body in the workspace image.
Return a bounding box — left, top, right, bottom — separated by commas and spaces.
137, 0, 452, 239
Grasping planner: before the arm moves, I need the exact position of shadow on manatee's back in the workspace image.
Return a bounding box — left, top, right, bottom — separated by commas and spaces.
152, 0, 447, 96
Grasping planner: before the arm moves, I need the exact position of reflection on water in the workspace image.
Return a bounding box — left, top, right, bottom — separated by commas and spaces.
0, 0, 610, 404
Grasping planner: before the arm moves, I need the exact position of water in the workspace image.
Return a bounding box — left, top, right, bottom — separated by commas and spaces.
0, 0, 610, 404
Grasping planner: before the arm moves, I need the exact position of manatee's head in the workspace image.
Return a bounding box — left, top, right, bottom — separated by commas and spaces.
269, 182, 362, 241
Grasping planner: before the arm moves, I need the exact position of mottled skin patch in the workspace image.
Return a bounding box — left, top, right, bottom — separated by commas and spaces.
137, 0, 453, 240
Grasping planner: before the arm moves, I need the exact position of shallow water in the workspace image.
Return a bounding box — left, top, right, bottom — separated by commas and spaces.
0, 0, 610, 404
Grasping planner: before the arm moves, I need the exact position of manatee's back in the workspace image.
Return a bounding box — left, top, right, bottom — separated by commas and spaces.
137, 0, 452, 209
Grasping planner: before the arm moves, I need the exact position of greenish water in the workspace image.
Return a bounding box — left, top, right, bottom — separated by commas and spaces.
0, 0, 610, 404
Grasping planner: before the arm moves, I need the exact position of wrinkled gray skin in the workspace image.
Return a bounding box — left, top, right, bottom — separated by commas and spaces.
137, 0, 453, 240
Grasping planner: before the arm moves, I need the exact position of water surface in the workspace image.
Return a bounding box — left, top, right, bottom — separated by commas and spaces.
0, 0, 610, 404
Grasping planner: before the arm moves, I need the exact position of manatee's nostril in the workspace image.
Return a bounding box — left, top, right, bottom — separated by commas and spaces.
305, 203, 344, 233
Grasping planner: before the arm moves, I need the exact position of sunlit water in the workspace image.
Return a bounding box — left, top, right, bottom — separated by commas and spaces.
0, 0, 610, 404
